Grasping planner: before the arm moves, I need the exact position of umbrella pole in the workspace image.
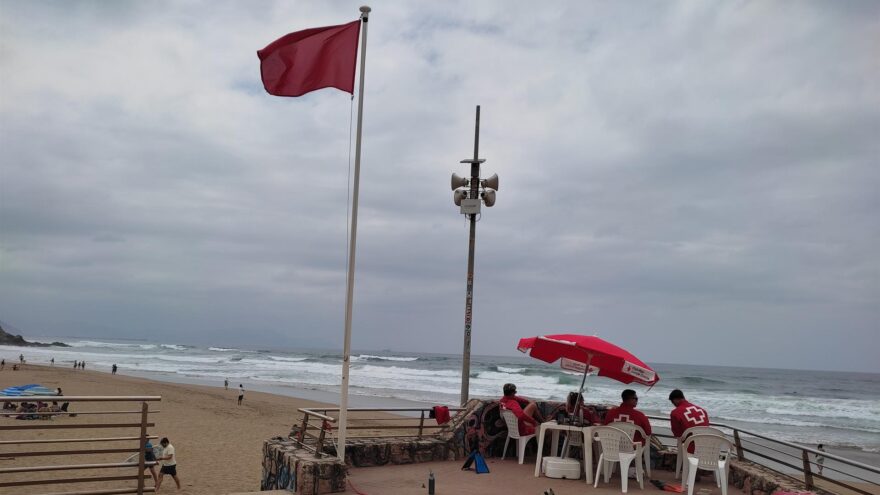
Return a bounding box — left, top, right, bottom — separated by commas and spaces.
574, 354, 592, 419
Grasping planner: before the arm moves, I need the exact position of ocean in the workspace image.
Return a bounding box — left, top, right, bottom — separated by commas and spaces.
2, 338, 879, 457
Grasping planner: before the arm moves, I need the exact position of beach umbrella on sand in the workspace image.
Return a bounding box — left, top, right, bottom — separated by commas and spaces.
22, 386, 56, 396
517, 334, 659, 414
1, 384, 54, 397
0, 387, 26, 397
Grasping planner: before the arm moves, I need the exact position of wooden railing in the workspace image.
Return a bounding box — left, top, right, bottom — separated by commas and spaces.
0, 396, 161, 495
292, 406, 465, 458
646, 414, 880, 495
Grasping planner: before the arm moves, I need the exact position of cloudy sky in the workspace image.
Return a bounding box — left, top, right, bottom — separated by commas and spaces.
1, 1, 877, 372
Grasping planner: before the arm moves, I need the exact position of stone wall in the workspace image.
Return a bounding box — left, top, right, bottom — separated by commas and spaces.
262, 438, 347, 494
728, 460, 833, 495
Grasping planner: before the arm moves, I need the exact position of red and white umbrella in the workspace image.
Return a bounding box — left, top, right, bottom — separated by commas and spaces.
517, 334, 659, 410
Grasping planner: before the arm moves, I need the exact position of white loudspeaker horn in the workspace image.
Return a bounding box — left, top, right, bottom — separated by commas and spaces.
454, 189, 467, 206
482, 189, 496, 207
482, 173, 499, 191
451, 173, 468, 191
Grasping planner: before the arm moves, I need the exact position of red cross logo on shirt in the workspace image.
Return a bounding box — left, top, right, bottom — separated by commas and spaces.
684, 406, 706, 424
616, 414, 634, 424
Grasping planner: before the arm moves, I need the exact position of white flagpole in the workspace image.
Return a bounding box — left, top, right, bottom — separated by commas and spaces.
338, 5, 370, 463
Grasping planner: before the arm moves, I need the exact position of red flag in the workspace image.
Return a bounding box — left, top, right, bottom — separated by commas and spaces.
257, 20, 360, 97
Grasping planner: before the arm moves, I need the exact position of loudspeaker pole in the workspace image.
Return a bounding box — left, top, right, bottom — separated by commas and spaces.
450, 106, 498, 406
461, 106, 480, 407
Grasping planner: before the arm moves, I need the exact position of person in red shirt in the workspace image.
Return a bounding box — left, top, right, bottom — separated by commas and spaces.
668, 389, 710, 453
604, 389, 653, 444
499, 383, 544, 436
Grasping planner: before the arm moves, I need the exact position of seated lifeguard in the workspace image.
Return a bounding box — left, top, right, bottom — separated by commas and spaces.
604, 389, 652, 444
499, 383, 543, 435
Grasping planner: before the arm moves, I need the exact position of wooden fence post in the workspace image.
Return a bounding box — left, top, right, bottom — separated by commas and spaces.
418, 410, 425, 438
734, 430, 745, 460
299, 413, 309, 444
802, 450, 814, 489
137, 401, 148, 494
315, 421, 327, 459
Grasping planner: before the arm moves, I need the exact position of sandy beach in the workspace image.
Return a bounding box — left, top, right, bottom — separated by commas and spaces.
1, 364, 334, 494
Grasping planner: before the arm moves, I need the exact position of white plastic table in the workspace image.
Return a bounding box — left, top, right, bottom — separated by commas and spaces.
533, 422, 595, 484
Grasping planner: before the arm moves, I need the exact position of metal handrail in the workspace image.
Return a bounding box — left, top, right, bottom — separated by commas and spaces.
646, 414, 880, 475
307, 407, 467, 412
645, 413, 880, 493
293, 406, 467, 459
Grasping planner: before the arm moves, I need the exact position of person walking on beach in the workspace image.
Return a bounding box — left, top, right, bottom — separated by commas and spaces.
224, 378, 228, 390
605, 389, 653, 445
816, 444, 826, 475
112, 364, 117, 375
50, 358, 54, 366
499, 383, 544, 435
73, 361, 78, 369
19, 354, 24, 364
237, 384, 244, 405
155, 437, 181, 490
143, 440, 159, 486
1, 358, 5, 370
81, 361, 86, 370
669, 389, 710, 453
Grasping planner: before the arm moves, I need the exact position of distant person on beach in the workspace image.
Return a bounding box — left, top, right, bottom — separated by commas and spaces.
499, 383, 544, 435
50, 358, 54, 366
73, 361, 78, 369
112, 364, 117, 375
605, 389, 652, 444
155, 437, 181, 490
816, 444, 826, 475
19, 354, 24, 364
82, 361, 86, 370
238, 384, 244, 405
224, 379, 228, 390
669, 389, 710, 452
1, 359, 5, 370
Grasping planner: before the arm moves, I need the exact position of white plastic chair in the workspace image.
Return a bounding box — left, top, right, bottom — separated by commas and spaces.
682, 434, 733, 495
592, 425, 644, 493
675, 426, 725, 479
500, 408, 536, 464
609, 421, 652, 477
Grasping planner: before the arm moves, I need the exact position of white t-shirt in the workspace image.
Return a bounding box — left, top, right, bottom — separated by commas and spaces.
161, 444, 176, 466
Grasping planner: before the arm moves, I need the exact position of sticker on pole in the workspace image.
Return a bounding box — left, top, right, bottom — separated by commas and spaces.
622, 360, 656, 383
560, 358, 599, 375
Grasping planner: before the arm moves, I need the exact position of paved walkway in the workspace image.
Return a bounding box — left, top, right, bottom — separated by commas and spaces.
346, 458, 718, 495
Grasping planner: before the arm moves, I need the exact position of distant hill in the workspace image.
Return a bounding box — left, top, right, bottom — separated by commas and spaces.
0, 323, 70, 347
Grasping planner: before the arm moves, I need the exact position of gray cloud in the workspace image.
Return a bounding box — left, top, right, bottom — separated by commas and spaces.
1, 1, 877, 371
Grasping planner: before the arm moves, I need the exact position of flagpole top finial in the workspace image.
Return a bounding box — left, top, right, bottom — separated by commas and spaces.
360, 6, 371, 14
